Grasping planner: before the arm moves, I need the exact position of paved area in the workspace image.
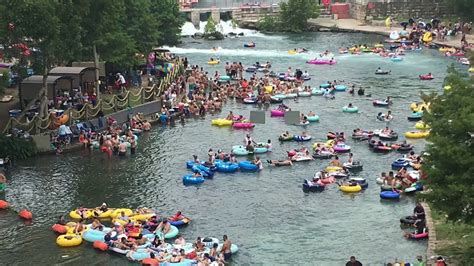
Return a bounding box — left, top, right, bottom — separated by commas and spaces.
309, 18, 473, 50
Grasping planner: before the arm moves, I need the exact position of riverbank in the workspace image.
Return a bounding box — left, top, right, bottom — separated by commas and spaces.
429, 204, 474, 264
308, 18, 473, 50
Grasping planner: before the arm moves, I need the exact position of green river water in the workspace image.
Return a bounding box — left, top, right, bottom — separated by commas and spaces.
1, 31, 467, 265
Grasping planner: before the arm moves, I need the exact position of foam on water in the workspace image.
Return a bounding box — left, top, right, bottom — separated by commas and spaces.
163, 45, 330, 59
181, 20, 281, 39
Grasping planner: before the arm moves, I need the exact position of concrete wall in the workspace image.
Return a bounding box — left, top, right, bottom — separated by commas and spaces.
347, 0, 454, 21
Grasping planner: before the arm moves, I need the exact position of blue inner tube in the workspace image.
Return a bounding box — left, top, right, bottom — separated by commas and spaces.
215, 162, 239, 173
302, 181, 325, 192
182, 174, 205, 185
238, 161, 258, 172
380, 191, 400, 199
83, 229, 107, 242
320, 83, 330, 88
391, 159, 409, 169
293, 135, 312, 141
334, 85, 346, 91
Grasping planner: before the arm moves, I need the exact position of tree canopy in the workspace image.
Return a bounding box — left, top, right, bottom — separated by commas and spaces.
0, 0, 184, 69
450, 0, 474, 21
257, 0, 320, 32
421, 66, 474, 223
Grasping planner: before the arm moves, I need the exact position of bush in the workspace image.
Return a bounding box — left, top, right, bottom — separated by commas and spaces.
257, 15, 281, 32
0, 134, 38, 160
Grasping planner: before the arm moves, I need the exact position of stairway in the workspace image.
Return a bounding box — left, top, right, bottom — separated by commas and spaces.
319, 7, 332, 19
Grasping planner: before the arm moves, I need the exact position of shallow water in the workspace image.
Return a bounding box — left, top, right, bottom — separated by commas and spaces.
1, 32, 466, 265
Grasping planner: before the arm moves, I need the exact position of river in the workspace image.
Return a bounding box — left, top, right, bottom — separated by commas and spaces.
1, 31, 463, 265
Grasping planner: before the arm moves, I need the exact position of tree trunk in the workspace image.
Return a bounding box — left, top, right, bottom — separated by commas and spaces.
40, 63, 49, 118
93, 44, 100, 100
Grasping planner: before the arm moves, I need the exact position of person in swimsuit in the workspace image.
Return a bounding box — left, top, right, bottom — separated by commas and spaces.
253, 156, 263, 170
267, 159, 293, 166
156, 219, 171, 238
221, 235, 232, 261
118, 142, 127, 156
329, 156, 342, 167
194, 237, 205, 252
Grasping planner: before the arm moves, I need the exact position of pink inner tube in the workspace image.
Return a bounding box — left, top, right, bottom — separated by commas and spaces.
271, 109, 285, 117
410, 232, 429, 239
233, 122, 255, 129
306, 59, 336, 65
419, 75, 434, 80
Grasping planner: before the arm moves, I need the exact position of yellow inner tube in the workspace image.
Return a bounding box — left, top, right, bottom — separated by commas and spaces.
340, 185, 362, 193
110, 208, 133, 219
69, 210, 92, 219
211, 119, 233, 126
207, 60, 220, 65
374, 44, 384, 48
410, 102, 430, 113
56, 234, 83, 247
288, 50, 297, 55
130, 213, 156, 222
469, 68, 474, 73
265, 85, 273, 93
405, 131, 430, 139
112, 218, 128, 226
439, 47, 455, 53
415, 122, 431, 130
325, 166, 342, 172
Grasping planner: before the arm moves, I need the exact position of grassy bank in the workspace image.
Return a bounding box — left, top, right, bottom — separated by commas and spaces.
430, 207, 474, 264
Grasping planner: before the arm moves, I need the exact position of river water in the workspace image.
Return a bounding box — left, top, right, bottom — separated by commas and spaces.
1, 31, 462, 265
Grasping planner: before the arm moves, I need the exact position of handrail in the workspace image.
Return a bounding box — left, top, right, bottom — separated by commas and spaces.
2, 61, 184, 134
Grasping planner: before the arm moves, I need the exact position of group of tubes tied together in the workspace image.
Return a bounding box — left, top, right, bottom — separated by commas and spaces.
52, 206, 238, 264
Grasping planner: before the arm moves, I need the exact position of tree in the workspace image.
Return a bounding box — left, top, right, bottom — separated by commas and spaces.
279, 0, 320, 32
257, 15, 281, 32
449, 0, 474, 21
1, 0, 61, 117
421, 66, 474, 223
203, 17, 224, 40
151, 0, 185, 46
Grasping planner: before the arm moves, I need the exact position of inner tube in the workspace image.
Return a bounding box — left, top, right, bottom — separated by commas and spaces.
302, 180, 325, 192
375, 70, 390, 75
182, 174, 205, 185
408, 231, 429, 240
400, 216, 416, 225
380, 191, 400, 199
379, 132, 398, 141
293, 135, 312, 142
391, 158, 410, 169
238, 161, 259, 172
334, 85, 347, 91
342, 106, 358, 113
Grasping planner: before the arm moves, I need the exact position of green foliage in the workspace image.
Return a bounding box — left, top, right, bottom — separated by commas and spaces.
231, 18, 238, 30
449, 0, 474, 21
421, 65, 474, 224
203, 17, 224, 40
0, 0, 184, 70
204, 17, 218, 35
0, 69, 9, 95
279, 0, 320, 32
0, 135, 37, 160
257, 0, 319, 32
257, 15, 282, 32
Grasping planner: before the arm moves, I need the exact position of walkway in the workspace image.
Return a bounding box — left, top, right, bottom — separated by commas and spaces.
308, 18, 473, 50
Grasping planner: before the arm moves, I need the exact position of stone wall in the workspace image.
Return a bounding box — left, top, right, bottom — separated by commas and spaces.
347, 0, 454, 21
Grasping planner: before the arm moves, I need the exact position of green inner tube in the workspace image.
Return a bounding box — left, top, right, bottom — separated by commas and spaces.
307, 115, 320, 122
279, 135, 294, 141
342, 106, 358, 113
